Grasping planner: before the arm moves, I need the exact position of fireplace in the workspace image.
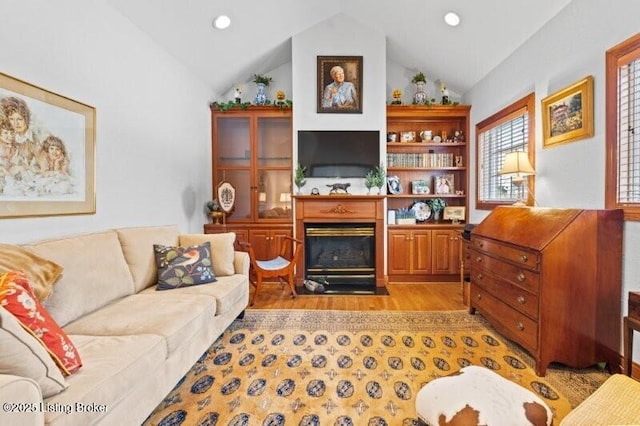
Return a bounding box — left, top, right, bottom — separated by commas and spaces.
304, 223, 376, 293
294, 195, 386, 294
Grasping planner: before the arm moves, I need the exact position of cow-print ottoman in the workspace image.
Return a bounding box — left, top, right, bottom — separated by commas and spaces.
415, 365, 552, 426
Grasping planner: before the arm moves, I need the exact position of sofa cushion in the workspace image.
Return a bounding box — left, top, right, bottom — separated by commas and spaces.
179, 232, 236, 276
141, 273, 247, 316
115, 225, 179, 293
25, 231, 135, 327
44, 334, 166, 425
0, 307, 68, 398
0, 271, 82, 375
0, 243, 63, 302
62, 294, 215, 356
154, 242, 216, 290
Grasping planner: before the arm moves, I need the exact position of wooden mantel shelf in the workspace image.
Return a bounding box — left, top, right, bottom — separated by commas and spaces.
294, 195, 386, 288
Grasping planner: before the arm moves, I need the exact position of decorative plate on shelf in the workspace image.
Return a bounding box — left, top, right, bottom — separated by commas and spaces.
432, 135, 442, 143
411, 201, 431, 222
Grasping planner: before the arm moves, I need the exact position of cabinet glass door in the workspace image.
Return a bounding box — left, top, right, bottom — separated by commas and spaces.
217, 117, 250, 167
257, 170, 293, 220
216, 170, 251, 221
257, 117, 291, 167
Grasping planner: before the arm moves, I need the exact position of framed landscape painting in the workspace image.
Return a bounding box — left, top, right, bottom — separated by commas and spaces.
0, 72, 96, 217
317, 55, 362, 114
542, 76, 594, 149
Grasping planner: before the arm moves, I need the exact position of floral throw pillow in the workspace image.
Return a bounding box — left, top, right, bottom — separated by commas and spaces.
154, 242, 217, 291
0, 271, 82, 375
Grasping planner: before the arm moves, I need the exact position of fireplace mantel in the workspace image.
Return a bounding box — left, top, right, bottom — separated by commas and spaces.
294, 195, 386, 288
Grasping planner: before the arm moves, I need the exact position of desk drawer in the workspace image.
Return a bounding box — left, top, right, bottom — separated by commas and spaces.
472, 237, 539, 271
471, 250, 540, 294
471, 285, 538, 352
472, 270, 539, 319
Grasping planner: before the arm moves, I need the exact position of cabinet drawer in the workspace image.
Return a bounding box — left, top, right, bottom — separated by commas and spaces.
472, 237, 539, 271
470, 250, 540, 294
471, 285, 538, 352
472, 271, 539, 319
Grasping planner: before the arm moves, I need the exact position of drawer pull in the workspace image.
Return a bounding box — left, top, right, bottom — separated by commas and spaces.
476, 294, 482, 300
475, 256, 482, 263
516, 272, 526, 282
478, 241, 484, 248
517, 322, 525, 331
519, 255, 528, 263
476, 273, 483, 280
517, 296, 526, 304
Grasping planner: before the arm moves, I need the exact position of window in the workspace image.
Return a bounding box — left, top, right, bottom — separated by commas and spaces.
606, 33, 640, 220
476, 93, 535, 209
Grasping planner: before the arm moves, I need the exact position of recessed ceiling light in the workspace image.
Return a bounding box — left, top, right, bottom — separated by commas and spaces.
444, 12, 460, 27
213, 15, 231, 30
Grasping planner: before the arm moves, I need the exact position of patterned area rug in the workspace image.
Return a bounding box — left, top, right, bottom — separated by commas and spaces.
144, 310, 609, 425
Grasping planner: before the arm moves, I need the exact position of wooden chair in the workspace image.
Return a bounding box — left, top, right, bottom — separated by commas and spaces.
241, 235, 303, 306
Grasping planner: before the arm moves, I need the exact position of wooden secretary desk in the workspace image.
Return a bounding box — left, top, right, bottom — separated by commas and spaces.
469, 206, 623, 376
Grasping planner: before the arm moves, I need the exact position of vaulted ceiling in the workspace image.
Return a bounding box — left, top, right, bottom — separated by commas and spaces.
107, 0, 572, 96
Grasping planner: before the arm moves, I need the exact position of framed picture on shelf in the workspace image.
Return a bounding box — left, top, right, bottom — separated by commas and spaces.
317, 55, 362, 114
400, 131, 416, 142
411, 180, 430, 195
541, 75, 594, 149
434, 174, 455, 195
443, 206, 465, 223
387, 175, 402, 194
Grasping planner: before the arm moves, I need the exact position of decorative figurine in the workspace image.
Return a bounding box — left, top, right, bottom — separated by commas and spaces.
391, 89, 403, 105
440, 82, 450, 105
234, 86, 242, 104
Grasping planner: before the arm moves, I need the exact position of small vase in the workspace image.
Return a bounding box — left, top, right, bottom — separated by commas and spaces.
254, 83, 267, 105
413, 81, 427, 105
433, 209, 442, 222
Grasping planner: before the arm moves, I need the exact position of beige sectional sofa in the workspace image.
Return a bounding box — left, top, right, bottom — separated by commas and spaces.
0, 225, 249, 426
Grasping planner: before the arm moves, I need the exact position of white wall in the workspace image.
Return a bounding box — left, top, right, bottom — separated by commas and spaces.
291, 13, 387, 195
0, 0, 212, 244
465, 0, 640, 364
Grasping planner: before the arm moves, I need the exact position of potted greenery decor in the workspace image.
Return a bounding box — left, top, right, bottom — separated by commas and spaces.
364, 170, 376, 194
411, 72, 428, 105
294, 163, 307, 194
206, 200, 224, 224
429, 198, 446, 222
252, 74, 272, 105
411, 72, 427, 84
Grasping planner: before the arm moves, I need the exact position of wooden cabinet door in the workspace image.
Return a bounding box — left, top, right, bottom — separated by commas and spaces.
388, 230, 412, 274
432, 230, 459, 274
248, 229, 273, 261
411, 229, 432, 274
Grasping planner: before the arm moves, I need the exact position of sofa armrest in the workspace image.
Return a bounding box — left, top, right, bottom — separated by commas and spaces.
0, 374, 44, 426
233, 251, 250, 276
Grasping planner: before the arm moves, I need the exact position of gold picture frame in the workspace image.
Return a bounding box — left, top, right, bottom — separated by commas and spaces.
0, 72, 96, 218
542, 76, 594, 149
443, 206, 465, 223
317, 55, 362, 114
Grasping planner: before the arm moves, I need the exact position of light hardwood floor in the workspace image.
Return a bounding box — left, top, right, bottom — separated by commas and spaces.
248, 282, 466, 311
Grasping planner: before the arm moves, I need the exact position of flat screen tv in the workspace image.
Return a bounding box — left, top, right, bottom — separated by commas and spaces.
297, 130, 380, 178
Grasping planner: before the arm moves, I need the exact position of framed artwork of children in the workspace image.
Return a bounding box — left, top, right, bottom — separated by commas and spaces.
317, 56, 363, 114
434, 174, 455, 195
0, 72, 96, 217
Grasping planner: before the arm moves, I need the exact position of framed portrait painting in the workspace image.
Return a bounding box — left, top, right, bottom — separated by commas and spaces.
317, 55, 362, 114
0, 72, 96, 217
542, 75, 594, 149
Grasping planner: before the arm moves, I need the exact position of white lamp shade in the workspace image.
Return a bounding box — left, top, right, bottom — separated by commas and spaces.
500, 152, 535, 177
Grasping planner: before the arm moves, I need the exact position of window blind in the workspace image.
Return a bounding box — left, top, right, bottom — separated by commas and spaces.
478, 109, 529, 202
617, 57, 640, 203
